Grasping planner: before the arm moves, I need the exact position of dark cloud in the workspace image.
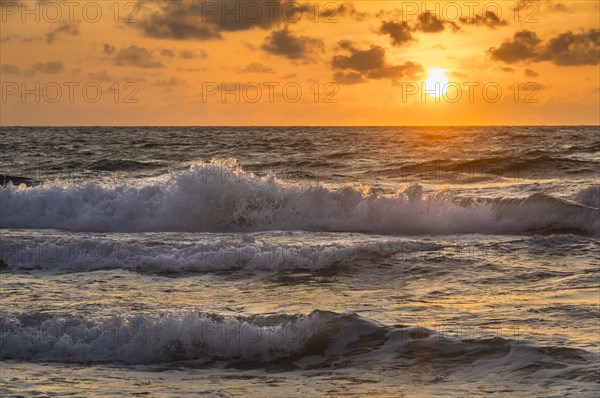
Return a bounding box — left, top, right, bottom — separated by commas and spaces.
25, 61, 64, 77
460, 11, 507, 28
179, 49, 207, 59
415, 12, 460, 33
333, 71, 366, 85
1, 64, 21, 74
332, 41, 423, 84
240, 62, 275, 73
379, 21, 413, 46
489, 29, 599, 66
103, 44, 116, 55
379, 9, 506, 46
156, 77, 185, 86
115, 45, 163, 68
332, 41, 388, 72
524, 68, 539, 77
488, 30, 542, 63
179, 49, 195, 59
1, 34, 40, 43
160, 49, 175, 57
137, 0, 299, 40
542, 30, 599, 65
88, 70, 113, 81
320, 2, 367, 21
46, 22, 80, 44
261, 28, 324, 60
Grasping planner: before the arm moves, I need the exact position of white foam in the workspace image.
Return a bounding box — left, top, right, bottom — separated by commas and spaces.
2, 310, 596, 373
1, 159, 597, 235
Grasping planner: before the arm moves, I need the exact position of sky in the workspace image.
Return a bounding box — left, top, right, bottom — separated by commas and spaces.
0, 0, 599, 125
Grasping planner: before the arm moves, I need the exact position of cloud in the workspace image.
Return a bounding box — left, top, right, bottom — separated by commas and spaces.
333, 71, 366, 85
115, 45, 163, 68
379, 10, 505, 46
460, 11, 507, 28
489, 29, 599, 66
156, 77, 185, 86
179, 49, 207, 59
320, 2, 367, 20
240, 62, 275, 73
1, 34, 40, 43
1, 64, 21, 74
524, 68, 539, 77
415, 12, 460, 33
331, 41, 423, 84
46, 21, 80, 44
137, 0, 299, 40
488, 30, 543, 63
160, 49, 175, 57
88, 70, 113, 81
542, 30, 599, 65
261, 28, 324, 60
379, 21, 413, 46
103, 44, 116, 55
24, 61, 64, 77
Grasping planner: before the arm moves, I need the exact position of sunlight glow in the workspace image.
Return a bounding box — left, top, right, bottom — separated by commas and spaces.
424, 68, 449, 98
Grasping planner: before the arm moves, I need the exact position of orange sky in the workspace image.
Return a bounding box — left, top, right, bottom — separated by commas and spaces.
1, 0, 599, 125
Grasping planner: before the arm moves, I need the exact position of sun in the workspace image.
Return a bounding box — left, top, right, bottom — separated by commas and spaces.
423, 68, 449, 98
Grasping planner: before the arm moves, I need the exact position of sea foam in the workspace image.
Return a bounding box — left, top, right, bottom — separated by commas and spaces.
1, 159, 598, 235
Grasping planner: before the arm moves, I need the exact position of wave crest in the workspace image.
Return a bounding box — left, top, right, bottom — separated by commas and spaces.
1, 159, 597, 235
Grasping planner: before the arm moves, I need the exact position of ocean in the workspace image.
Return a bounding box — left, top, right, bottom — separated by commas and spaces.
0, 126, 598, 397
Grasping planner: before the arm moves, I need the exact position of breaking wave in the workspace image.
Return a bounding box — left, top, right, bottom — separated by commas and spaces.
1, 159, 598, 235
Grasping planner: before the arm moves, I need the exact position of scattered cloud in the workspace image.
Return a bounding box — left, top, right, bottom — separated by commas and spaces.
160, 49, 175, 57
46, 21, 80, 44
1, 64, 21, 74
261, 28, 324, 61
489, 30, 543, 63
179, 49, 207, 59
88, 70, 113, 81
379, 10, 506, 46
103, 44, 116, 55
24, 61, 64, 77
524, 68, 539, 77
137, 0, 298, 40
320, 2, 367, 20
115, 45, 163, 68
156, 77, 185, 86
240, 63, 275, 73
1, 34, 40, 43
332, 40, 423, 84
379, 21, 413, 46
415, 12, 460, 33
460, 12, 508, 28
543, 30, 599, 65
489, 29, 599, 66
